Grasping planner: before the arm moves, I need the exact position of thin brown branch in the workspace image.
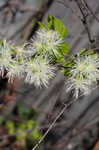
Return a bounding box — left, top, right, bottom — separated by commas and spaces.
83, 0, 99, 23
32, 83, 99, 150
74, 0, 94, 43
32, 98, 82, 150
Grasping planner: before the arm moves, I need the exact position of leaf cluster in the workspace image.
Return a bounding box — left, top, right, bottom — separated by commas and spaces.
0, 104, 41, 146
39, 15, 70, 63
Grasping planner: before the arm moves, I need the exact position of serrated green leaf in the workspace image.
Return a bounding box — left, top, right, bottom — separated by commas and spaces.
46, 15, 68, 38
55, 42, 70, 63
53, 17, 68, 37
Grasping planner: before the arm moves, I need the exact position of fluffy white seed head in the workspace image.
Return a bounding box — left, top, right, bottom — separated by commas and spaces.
66, 55, 99, 98
72, 55, 99, 81
6, 60, 25, 83
32, 28, 62, 56
25, 56, 56, 87
66, 77, 91, 98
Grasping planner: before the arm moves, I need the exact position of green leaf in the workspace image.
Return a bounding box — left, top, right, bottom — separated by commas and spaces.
18, 123, 26, 130
46, 15, 54, 29
46, 15, 68, 38
59, 42, 70, 55
62, 68, 70, 76
16, 128, 27, 141
27, 120, 34, 129
53, 17, 68, 38
87, 49, 95, 56
30, 129, 40, 140
55, 42, 70, 63
6, 121, 15, 134
6, 121, 14, 128
38, 21, 48, 29
56, 55, 65, 63
79, 48, 86, 55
